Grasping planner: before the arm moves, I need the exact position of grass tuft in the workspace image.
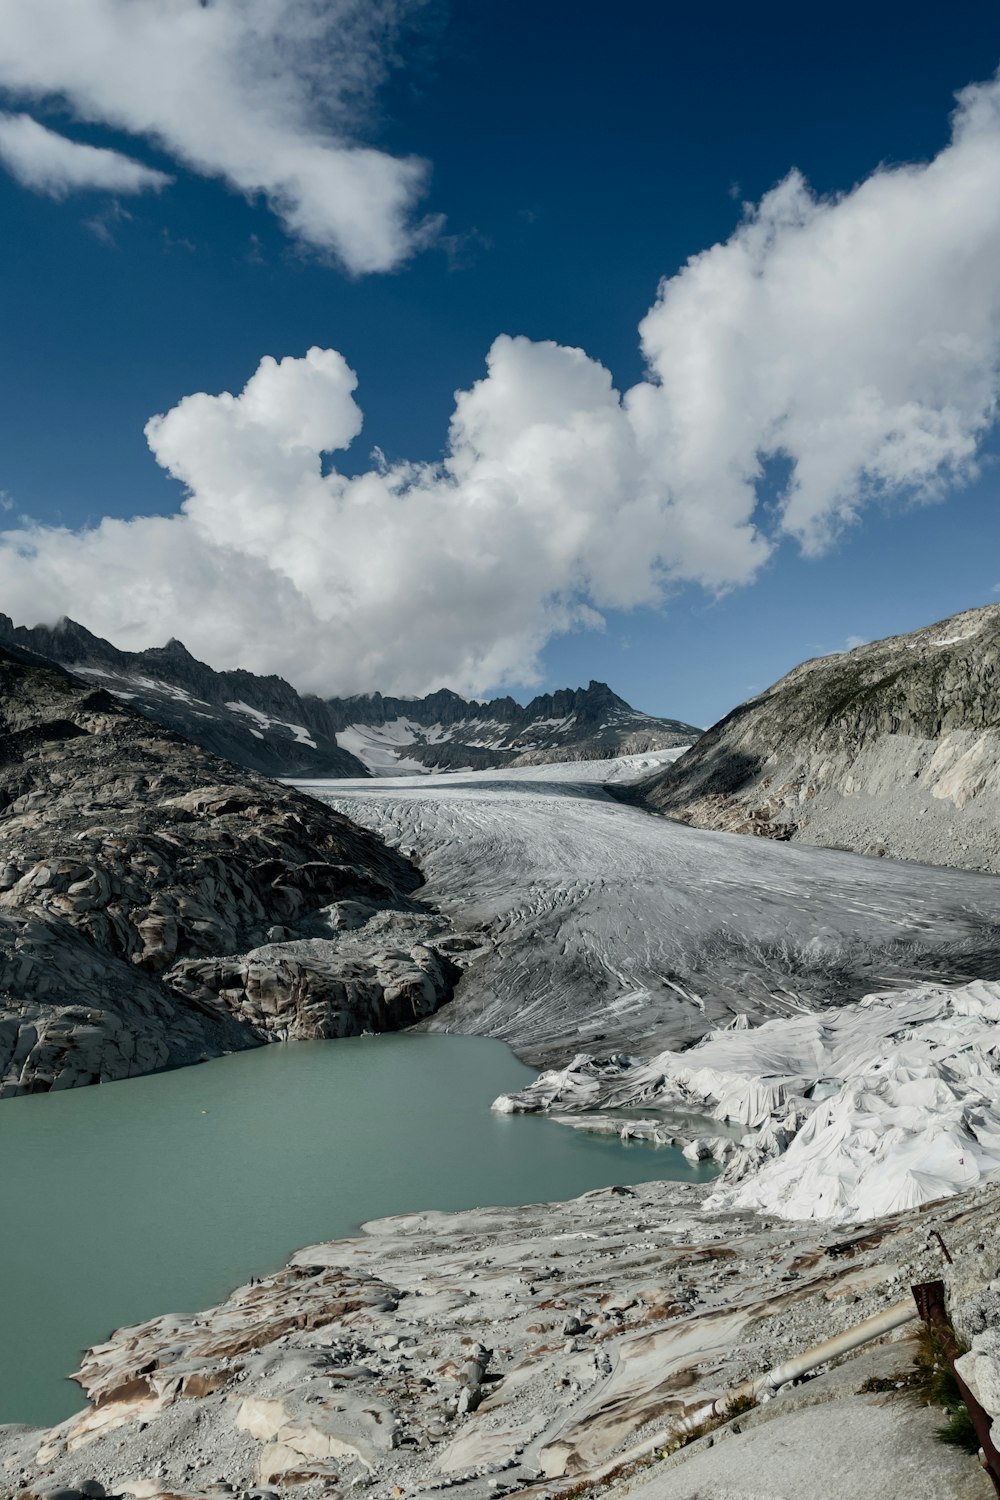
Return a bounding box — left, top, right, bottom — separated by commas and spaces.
658, 1390, 759, 1457
935, 1405, 980, 1454
907, 1323, 981, 1457
721, 1390, 758, 1418
857, 1370, 921, 1395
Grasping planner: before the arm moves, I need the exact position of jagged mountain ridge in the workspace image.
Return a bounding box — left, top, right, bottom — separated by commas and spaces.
329, 679, 699, 773
633, 603, 1000, 874
0, 615, 700, 778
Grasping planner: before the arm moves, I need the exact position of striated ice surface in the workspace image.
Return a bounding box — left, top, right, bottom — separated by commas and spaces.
299, 759, 1000, 1065
298, 758, 1000, 1219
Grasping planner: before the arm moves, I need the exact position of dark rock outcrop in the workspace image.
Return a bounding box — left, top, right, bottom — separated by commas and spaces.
635, 605, 1000, 872
0, 645, 457, 1097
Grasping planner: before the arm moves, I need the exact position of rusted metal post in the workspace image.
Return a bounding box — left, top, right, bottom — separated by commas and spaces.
912, 1280, 1000, 1497
931, 1231, 954, 1266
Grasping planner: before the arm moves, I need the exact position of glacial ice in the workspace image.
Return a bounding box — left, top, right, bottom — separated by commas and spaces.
302, 757, 1000, 1219
304, 756, 1000, 1066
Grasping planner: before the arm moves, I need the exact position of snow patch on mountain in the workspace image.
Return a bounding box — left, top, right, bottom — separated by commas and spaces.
328, 695, 698, 776
333, 714, 601, 775
225, 699, 318, 748
336, 720, 437, 776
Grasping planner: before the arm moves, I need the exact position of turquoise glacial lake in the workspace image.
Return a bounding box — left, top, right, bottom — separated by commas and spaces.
1, 1034, 713, 1427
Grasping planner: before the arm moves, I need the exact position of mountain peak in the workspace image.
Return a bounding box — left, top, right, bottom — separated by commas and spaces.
51, 616, 102, 642
151, 638, 197, 661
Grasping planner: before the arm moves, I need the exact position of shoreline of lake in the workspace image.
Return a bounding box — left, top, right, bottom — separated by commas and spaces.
0, 1032, 712, 1429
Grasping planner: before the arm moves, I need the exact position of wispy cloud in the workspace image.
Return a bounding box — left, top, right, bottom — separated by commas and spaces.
0, 0, 436, 273
0, 113, 170, 197
84, 198, 134, 246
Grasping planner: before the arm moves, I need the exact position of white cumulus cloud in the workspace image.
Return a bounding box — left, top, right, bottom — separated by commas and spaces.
2, 73, 1000, 695
0, 112, 171, 197
633, 73, 1000, 553
0, 0, 433, 272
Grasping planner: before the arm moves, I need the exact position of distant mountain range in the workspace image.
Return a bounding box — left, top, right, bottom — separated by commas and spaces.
0, 615, 700, 779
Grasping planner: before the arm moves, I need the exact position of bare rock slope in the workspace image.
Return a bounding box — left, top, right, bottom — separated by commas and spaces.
5, 1172, 998, 1500
0, 615, 370, 779
0, 645, 458, 1097
635, 604, 1000, 872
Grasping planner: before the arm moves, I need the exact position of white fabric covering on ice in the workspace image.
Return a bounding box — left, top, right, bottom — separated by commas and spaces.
495, 980, 1000, 1223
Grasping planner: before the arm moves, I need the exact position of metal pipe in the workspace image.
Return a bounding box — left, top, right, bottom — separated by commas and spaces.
673, 1297, 918, 1436
557, 1296, 919, 1489
931, 1231, 954, 1266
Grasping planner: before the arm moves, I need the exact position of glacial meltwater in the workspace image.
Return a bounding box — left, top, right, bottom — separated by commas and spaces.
0, 1034, 714, 1427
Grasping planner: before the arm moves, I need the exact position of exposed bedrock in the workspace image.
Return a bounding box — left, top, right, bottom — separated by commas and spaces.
632, 603, 1000, 873
0, 646, 458, 1097
170, 931, 458, 1041
6, 1178, 1000, 1500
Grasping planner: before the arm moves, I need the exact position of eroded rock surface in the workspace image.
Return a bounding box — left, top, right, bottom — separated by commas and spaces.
634, 604, 1000, 873
0, 646, 458, 1096
5, 1177, 1000, 1500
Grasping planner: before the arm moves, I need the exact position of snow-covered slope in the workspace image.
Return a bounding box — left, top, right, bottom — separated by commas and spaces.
299, 758, 1000, 1067
0, 616, 698, 779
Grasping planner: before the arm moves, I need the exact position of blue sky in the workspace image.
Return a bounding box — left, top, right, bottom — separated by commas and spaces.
1, 0, 999, 726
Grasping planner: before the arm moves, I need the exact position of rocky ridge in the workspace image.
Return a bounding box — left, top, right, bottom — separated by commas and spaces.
632, 604, 1000, 873
0, 616, 698, 778
0, 617, 369, 780
0, 644, 462, 1096
329, 681, 699, 775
